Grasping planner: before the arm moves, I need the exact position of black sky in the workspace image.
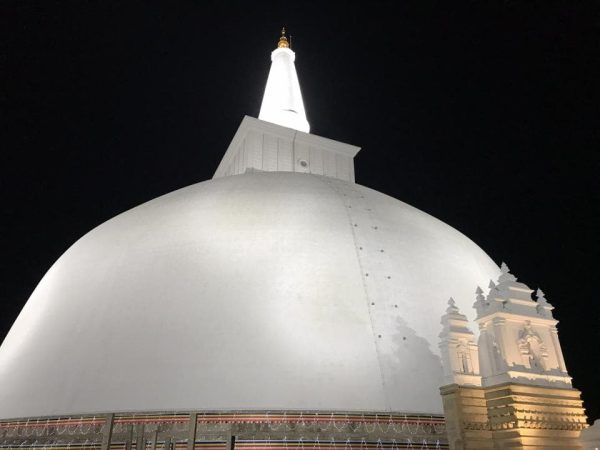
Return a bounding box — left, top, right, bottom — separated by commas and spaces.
1, 1, 599, 421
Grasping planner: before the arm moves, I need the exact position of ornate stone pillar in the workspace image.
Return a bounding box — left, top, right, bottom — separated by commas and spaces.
440, 384, 493, 450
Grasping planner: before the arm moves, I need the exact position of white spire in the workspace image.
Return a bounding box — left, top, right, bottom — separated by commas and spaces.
259, 28, 310, 133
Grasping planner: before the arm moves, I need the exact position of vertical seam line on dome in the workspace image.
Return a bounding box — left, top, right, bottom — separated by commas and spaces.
314, 175, 391, 411
291, 130, 297, 172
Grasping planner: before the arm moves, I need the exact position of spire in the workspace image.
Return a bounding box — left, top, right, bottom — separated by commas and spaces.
535, 287, 554, 317
473, 286, 487, 317
498, 262, 517, 283
486, 280, 498, 303
277, 27, 289, 48
258, 28, 310, 133
446, 297, 459, 314
536, 288, 547, 303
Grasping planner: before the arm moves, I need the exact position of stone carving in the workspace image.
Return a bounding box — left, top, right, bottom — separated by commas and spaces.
518, 320, 548, 372
438, 263, 587, 450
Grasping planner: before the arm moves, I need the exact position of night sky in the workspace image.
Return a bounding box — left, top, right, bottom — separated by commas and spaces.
2, 1, 599, 421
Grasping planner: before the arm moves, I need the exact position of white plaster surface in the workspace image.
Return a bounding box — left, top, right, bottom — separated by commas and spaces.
259, 47, 309, 132
581, 419, 600, 449
213, 117, 359, 182
0, 172, 499, 419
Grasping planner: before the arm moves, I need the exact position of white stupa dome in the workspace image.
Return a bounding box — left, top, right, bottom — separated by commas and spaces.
0, 32, 501, 422
0, 170, 499, 419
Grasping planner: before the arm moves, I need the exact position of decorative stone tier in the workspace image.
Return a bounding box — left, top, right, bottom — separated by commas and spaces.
0, 411, 448, 450
439, 385, 492, 450
441, 382, 587, 449
486, 383, 587, 449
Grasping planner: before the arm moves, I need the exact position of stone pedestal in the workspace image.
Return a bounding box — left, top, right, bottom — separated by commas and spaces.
440, 384, 493, 450
441, 382, 588, 450
486, 383, 587, 449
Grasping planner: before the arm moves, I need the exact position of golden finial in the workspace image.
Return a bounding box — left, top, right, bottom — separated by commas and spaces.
277, 27, 289, 48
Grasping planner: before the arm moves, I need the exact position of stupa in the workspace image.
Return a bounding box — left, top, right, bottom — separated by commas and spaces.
0, 29, 587, 450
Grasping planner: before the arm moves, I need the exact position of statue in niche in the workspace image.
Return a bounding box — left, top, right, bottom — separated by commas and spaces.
456, 342, 473, 374
491, 337, 504, 372
518, 321, 547, 372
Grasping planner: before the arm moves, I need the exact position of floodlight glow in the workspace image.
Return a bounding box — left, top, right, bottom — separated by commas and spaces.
259, 47, 310, 133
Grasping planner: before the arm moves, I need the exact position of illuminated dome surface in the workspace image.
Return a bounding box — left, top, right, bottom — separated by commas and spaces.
0, 171, 499, 419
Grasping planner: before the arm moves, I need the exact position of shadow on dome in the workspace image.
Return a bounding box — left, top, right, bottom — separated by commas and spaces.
381, 316, 444, 413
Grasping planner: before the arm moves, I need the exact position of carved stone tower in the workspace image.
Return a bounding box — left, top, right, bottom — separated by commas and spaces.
475, 263, 571, 388
439, 297, 482, 387
439, 298, 492, 450
440, 263, 587, 450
